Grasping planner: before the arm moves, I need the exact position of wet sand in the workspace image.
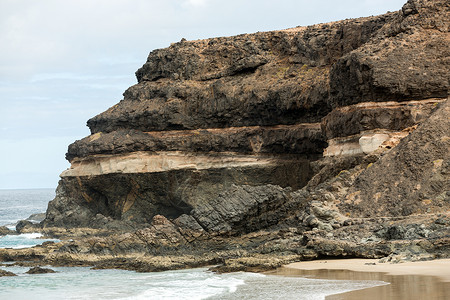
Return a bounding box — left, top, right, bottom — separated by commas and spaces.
270, 259, 450, 300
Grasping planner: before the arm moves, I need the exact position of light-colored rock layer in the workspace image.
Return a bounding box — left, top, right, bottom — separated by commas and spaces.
322, 98, 444, 139
330, 98, 444, 113
324, 130, 410, 156
61, 151, 284, 177
322, 98, 444, 157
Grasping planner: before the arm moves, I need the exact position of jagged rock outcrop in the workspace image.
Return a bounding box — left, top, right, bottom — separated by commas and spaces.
12, 0, 447, 272
340, 100, 450, 217
46, 158, 313, 228
86, 0, 448, 135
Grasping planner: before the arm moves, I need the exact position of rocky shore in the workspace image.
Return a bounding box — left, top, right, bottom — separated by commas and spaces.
1, 0, 448, 273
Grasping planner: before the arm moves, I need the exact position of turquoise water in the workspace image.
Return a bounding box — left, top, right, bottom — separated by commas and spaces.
0, 189, 388, 299
0, 232, 59, 249
0, 266, 387, 300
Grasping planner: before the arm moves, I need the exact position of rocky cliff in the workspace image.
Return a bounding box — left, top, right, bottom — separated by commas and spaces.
3, 0, 448, 272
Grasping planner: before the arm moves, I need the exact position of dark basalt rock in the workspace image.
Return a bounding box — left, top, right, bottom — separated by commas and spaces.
321, 99, 441, 139
86, 13, 396, 134
191, 184, 294, 234
66, 125, 326, 161
26, 267, 56, 274
340, 100, 450, 217
329, 0, 449, 107
28, 0, 450, 273
0, 269, 17, 277
0, 226, 15, 236
15, 220, 34, 234
45, 159, 314, 229
86, 1, 448, 135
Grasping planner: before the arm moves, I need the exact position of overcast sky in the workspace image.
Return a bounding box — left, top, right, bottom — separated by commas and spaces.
0, 0, 406, 189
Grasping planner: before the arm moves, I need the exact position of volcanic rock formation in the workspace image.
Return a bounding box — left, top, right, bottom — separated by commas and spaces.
6, 0, 448, 272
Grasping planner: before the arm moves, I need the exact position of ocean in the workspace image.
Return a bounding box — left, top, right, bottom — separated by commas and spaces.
0, 188, 54, 228
0, 189, 387, 299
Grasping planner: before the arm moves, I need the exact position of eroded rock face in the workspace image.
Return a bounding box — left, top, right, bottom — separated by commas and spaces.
34, 0, 450, 272
321, 99, 443, 140
330, 0, 449, 106
341, 100, 450, 217
86, 14, 398, 134
66, 124, 325, 161
46, 160, 313, 228
48, 0, 448, 228
86, 0, 448, 135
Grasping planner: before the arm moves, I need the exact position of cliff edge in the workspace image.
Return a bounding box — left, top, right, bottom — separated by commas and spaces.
3, 0, 448, 272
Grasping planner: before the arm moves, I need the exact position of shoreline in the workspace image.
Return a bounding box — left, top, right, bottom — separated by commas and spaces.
269, 258, 450, 299
284, 258, 450, 282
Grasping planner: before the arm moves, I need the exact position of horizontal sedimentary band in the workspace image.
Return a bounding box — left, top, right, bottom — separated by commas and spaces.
61, 151, 302, 177
66, 123, 325, 161
331, 98, 444, 113
322, 98, 446, 157
322, 98, 445, 139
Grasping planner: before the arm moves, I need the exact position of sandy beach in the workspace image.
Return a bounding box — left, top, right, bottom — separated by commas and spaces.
285, 258, 450, 282
269, 259, 450, 300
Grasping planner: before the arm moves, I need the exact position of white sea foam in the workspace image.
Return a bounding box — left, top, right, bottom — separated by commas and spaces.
6, 224, 16, 231
0, 232, 58, 249
114, 269, 386, 300
0, 266, 388, 300
208, 274, 388, 300
124, 270, 247, 300
20, 232, 43, 239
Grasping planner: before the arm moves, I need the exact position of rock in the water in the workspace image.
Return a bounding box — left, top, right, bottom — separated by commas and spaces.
26, 213, 46, 223
0, 269, 17, 277
15, 220, 35, 234
26, 267, 56, 274
0, 226, 15, 236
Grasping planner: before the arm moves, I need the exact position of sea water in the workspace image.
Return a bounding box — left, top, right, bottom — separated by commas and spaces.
0, 189, 387, 299
0, 188, 54, 228
0, 188, 58, 248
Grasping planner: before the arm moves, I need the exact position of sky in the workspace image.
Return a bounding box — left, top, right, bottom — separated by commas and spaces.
0, 0, 407, 189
